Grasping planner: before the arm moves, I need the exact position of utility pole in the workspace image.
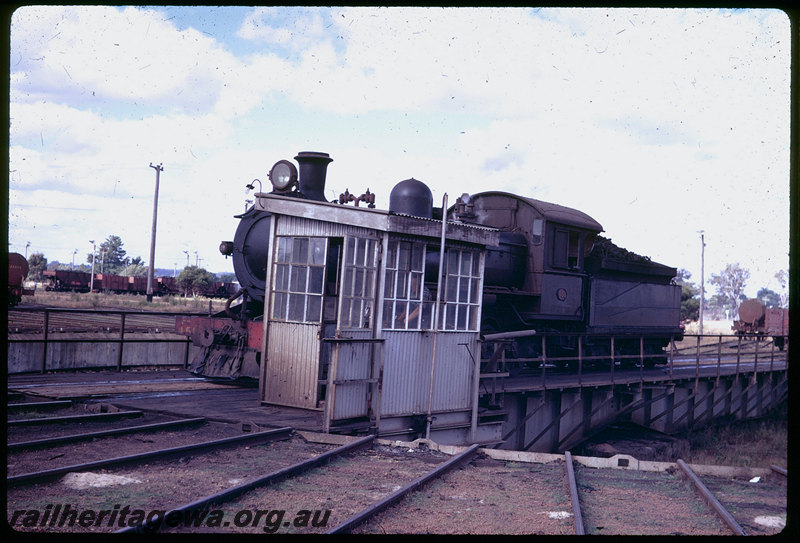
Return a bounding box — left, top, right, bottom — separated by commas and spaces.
89, 240, 96, 292
147, 163, 163, 302
698, 231, 706, 336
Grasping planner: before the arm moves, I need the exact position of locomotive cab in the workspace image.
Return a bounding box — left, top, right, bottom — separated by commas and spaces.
450, 191, 602, 328
451, 191, 681, 370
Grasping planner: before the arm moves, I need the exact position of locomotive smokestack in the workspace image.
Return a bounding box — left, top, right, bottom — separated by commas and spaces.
295, 151, 333, 202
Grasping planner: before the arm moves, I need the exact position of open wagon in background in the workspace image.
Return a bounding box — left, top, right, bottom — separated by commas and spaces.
42, 269, 92, 292
732, 298, 789, 351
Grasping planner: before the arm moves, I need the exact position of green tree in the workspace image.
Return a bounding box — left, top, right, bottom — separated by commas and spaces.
118, 256, 147, 277
706, 293, 733, 320
87, 235, 131, 275
680, 285, 700, 322
119, 263, 148, 277
673, 268, 695, 288
27, 252, 47, 281
709, 263, 750, 318
48, 260, 88, 272
774, 269, 788, 308
756, 288, 781, 308
216, 272, 236, 283
177, 266, 216, 297
674, 269, 700, 322
54, 262, 91, 273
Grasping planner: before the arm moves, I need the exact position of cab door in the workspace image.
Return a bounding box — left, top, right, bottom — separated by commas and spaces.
263, 236, 328, 408
325, 235, 382, 424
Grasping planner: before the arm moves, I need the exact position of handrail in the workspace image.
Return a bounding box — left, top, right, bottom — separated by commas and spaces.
478, 331, 788, 384
8, 306, 196, 373
8, 306, 211, 316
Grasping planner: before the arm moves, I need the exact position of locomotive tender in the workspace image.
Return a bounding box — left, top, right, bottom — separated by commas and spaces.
176, 151, 682, 441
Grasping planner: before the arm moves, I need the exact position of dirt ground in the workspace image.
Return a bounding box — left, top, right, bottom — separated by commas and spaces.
700, 473, 787, 536
352, 457, 574, 535
7, 402, 787, 535
7, 419, 249, 477
164, 444, 454, 534
575, 464, 730, 535
7, 435, 336, 533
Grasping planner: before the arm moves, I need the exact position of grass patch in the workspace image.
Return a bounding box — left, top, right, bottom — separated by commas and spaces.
682, 320, 733, 336
23, 291, 227, 313
681, 403, 788, 468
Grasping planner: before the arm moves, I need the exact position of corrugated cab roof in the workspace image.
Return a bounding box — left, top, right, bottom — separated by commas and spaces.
471, 191, 604, 232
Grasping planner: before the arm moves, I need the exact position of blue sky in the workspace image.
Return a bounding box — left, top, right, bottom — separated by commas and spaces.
8, 6, 791, 300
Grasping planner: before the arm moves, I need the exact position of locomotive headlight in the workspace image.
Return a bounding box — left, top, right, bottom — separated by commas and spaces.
269, 160, 298, 192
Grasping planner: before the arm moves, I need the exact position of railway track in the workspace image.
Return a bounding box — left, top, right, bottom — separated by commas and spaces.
565, 454, 787, 536
6, 392, 786, 535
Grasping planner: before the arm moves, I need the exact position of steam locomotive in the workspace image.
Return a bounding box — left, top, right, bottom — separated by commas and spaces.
177, 151, 682, 380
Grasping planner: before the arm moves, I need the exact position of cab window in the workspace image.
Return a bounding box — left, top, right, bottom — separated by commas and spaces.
552, 229, 582, 270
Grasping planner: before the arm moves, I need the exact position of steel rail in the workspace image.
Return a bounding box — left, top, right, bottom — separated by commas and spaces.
115, 435, 375, 533
7, 417, 207, 451
564, 451, 585, 535
6, 400, 73, 412
8, 410, 144, 426
676, 459, 747, 536
770, 465, 787, 477
7, 426, 293, 487
326, 443, 481, 534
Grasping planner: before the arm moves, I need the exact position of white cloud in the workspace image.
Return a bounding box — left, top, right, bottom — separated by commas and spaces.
11, 6, 238, 113
237, 7, 328, 50
7, 6, 790, 297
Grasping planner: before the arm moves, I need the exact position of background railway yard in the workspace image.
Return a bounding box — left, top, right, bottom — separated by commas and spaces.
6, 372, 788, 536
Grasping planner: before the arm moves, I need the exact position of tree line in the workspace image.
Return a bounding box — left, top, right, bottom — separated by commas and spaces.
675, 264, 788, 322
23, 235, 236, 297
